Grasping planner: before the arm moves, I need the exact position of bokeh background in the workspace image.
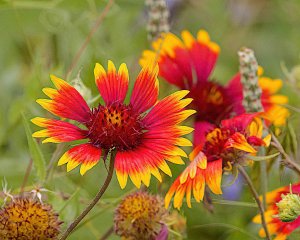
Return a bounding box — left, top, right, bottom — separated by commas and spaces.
1, 0, 300, 239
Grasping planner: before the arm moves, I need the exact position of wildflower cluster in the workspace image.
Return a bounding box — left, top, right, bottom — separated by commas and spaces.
25, 19, 297, 240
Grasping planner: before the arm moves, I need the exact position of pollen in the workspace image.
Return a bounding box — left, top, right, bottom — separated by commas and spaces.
0, 197, 62, 239
87, 102, 144, 151
114, 191, 168, 240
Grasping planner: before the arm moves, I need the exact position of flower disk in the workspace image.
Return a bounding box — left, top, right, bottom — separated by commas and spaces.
0, 198, 61, 239
114, 192, 168, 240
87, 102, 143, 151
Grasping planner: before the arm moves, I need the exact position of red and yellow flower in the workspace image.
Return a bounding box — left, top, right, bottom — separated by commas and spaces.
165, 113, 271, 209
140, 29, 289, 142
253, 183, 300, 240
32, 61, 195, 189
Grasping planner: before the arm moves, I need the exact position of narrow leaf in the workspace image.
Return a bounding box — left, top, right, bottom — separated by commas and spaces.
22, 113, 46, 182
247, 152, 280, 161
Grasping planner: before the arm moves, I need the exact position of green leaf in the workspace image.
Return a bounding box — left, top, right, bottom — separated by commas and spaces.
211, 199, 258, 208
22, 113, 46, 182
288, 122, 298, 156
247, 152, 280, 161
59, 188, 80, 213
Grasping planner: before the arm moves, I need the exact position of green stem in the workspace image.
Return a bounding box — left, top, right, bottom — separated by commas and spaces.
59, 150, 116, 239
259, 148, 267, 209
99, 226, 114, 240
238, 165, 271, 240
271, 132, 300, 175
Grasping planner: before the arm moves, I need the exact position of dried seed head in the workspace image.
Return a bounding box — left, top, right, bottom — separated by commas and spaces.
238, 47, 263, 113
0, 197, 62, 239
114, 191, 168, 240
146, 0, 170, 40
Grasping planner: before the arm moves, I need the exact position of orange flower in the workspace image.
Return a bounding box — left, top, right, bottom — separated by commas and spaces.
165, 113, 270, 209
253, 183, 300, 240
32, 61, 195, 189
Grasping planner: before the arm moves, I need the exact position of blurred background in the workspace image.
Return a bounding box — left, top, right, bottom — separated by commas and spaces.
0, 0, 300, 239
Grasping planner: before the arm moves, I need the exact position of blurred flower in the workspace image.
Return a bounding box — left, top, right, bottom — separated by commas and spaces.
140, 29, 240, 144
32, 61, 194, 189
140, 29, 289, 142
253, 183, 300, 240
0, 197, 61, 239
165, 113, 271, 209
114, 191, 168, 240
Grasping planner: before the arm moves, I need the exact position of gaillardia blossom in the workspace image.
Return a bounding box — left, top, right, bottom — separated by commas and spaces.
165, 113, 271, 209
32, 61, 195, 189
0, 197, 61, 239
140, 29, 289, 142
253, 183, 300, 240
114, 191, 168, 240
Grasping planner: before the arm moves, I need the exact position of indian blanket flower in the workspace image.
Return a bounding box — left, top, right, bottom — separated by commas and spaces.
114, 191, 168, 240
32, 61, 194, 189
0, 197, 61, 239
165, 113, 271, 209
140, 29, 289, 142
253, 183, 300, 240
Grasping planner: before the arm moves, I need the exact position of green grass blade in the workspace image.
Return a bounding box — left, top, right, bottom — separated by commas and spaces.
22, 113, 46, 182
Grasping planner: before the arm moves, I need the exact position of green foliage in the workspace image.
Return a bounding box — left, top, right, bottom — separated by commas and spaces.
22, 113, 46, 182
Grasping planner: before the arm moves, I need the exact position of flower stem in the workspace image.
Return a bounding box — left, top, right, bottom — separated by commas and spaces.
271, 132, 300, 175
59, 150, 116, 240
238, 165, 271, 240
99, 226, 114, 240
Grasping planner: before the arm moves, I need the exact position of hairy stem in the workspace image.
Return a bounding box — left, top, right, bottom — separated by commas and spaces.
59, 151, 116, 239
238, 165, 271, 240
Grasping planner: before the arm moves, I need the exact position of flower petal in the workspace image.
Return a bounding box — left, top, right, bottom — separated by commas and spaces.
31, 117, 86, 143
115, 146, 165, 189
144, 90, 195, 129
57, 143, 101, 175
204, 159, 222, 194
94, 61, 129, 105
130, 62, 159, 114
37, 75, 90, 123
225, 132, 257, 153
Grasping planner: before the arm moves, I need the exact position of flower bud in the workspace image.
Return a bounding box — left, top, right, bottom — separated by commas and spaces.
276, 192, 300, 222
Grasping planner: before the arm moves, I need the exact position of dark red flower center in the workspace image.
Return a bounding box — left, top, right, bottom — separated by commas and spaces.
190, 82, 233, 124
86, 102, 144, 151
203, 128, 247, 166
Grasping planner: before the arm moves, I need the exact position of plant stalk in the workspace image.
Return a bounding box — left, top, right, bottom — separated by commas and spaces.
59, 150, 116, 239
238, 165, 271, 240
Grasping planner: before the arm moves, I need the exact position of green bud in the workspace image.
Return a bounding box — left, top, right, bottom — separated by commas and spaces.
71, 75, 92, 103
276, 192, 300, 222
